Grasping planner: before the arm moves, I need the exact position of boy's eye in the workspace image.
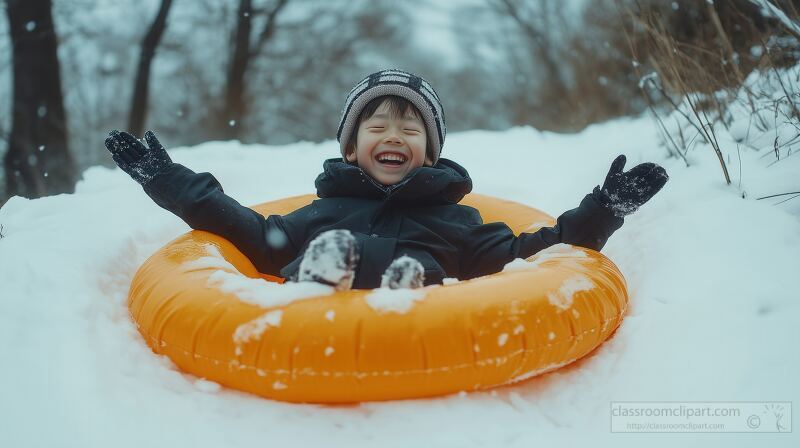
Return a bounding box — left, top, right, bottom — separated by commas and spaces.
368, 126, 385, 130
404, 129, 421, 133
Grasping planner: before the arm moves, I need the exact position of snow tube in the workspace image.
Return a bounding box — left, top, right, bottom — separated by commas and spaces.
128, 194, 628, 403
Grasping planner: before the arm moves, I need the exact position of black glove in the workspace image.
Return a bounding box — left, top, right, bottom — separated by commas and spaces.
593, 154, 668, 217
104, 130, 172, 185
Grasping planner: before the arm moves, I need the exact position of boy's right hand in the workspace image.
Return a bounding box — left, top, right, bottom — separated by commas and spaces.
105, 130, 173, 185
593, 154, 668, 217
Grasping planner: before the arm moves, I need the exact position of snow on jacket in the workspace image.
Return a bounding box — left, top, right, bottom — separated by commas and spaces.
143, 158, 624, 289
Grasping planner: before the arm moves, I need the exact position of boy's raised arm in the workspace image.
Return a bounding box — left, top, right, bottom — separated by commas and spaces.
104, 130, 301, 276
459, 155, 667, 280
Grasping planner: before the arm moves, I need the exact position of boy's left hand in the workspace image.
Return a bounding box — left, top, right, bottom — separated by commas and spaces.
593, 154, 668, 217
105, 130, 173, 185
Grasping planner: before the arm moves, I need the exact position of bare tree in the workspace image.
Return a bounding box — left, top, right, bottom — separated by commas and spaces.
488, 0, 605, 130
244, 0, 411, 144
4, 0, 76, 200
128, 0, 174, 137
219, 0, 289, 140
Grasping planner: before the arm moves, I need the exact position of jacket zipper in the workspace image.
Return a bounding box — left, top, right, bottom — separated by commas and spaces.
360, 170, 412, 200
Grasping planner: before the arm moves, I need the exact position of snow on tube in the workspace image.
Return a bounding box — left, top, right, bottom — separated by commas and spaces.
128, 193, 628, 403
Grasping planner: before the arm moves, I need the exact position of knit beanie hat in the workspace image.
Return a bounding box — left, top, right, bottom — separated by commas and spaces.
337, 69, 446, 165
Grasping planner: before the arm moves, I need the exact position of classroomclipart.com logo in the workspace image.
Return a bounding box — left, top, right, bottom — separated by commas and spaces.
610, 401, 792, 433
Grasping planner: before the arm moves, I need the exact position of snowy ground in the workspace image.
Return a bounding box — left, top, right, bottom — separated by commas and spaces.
1, 114, 798, 447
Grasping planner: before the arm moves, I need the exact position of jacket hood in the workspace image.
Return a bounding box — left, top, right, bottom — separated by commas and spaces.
315, 157, 473, 204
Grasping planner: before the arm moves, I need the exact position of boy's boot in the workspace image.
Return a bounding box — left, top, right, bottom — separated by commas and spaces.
380, 255, 425, 289
298, 229, 359, 290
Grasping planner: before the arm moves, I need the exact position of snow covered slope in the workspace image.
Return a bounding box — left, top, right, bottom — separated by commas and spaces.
1, 115, 798, 447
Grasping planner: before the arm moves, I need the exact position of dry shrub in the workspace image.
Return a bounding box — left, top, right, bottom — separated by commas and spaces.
617, 0, 800, 183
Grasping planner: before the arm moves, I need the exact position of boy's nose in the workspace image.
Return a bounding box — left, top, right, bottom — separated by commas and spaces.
383, 133, 402, 145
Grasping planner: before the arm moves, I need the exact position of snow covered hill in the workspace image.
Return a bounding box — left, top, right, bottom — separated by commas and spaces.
1, 115, 798, 447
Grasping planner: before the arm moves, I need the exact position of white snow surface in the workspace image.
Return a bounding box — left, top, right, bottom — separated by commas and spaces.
1, 113, 799, 447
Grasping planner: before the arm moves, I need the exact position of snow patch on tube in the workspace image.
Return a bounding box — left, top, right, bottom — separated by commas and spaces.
233, 310, 283, 355
183, 245, 238, 271
185, 244, 334, 309
365, 288, 426, 314
547, 274, 594, 311
207, 271, 333, 308
503, 243, 588, 272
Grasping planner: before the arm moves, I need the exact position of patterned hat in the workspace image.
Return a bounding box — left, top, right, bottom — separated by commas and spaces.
337, 69, 446, 164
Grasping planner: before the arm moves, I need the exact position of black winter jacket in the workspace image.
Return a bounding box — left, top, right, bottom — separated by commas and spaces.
143, 158, 624, 289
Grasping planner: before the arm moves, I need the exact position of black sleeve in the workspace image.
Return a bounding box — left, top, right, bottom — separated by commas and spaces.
459, 193, 624, 280
142, 163, 303, 276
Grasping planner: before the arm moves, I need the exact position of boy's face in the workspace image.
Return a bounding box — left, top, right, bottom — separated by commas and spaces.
346, 100, 431, 186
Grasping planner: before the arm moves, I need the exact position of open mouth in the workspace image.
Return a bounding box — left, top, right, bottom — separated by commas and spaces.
375, 152, 408, 167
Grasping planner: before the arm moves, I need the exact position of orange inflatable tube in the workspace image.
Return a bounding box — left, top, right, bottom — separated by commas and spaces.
129, 194, 628, 403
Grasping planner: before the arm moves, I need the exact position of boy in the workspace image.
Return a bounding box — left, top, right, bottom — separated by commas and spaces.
105, 69, 668, 290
